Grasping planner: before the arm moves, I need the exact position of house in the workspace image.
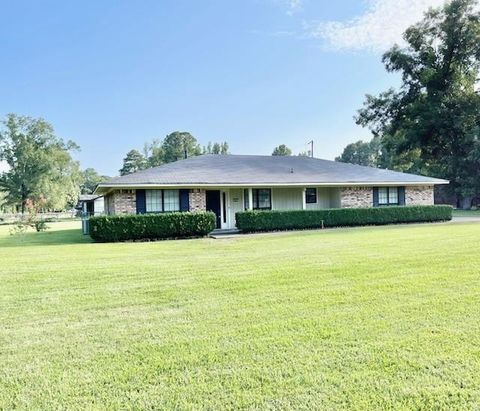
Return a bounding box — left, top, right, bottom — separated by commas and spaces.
76, 194, 105, 216
93, 154, 448, 229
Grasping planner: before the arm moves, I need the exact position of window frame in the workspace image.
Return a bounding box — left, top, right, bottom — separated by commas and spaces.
146, 189, 163, 213
378, 187, 399, 206
305, 188, 317, 204
145, 189, 181, 213
252, 188, 272, 210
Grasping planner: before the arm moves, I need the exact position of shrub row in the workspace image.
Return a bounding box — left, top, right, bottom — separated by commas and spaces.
235, 205, 453, 232
89, 212, 216, 242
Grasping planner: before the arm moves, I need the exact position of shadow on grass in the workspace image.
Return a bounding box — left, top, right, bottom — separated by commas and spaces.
0, 228, 93, 248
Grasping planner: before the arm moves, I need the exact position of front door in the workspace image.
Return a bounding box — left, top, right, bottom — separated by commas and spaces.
206, 190, 221, 228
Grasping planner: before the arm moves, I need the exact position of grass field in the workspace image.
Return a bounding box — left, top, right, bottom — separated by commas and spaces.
452, 209, 480, 217
1, 221, 480, 409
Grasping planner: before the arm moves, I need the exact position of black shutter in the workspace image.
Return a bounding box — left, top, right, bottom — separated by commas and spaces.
373, 187, 379, 207
180, 189, 189, 212
136, 189, 146, 214
398, 186, 406, 205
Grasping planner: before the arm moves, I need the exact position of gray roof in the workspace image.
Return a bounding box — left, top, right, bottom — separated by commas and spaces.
95, 154, 448, 193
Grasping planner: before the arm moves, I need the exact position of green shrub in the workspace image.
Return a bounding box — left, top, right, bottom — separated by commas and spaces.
89, 212, 216, 242
236, 205, 453, 232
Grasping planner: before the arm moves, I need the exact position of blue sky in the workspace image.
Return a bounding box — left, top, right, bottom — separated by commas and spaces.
0, 0, 443, 176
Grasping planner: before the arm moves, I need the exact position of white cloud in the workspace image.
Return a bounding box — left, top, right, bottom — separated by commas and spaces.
309, 0, 447, 52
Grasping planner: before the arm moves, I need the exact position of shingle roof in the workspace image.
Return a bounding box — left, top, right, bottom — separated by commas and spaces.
95, 154, 448, 193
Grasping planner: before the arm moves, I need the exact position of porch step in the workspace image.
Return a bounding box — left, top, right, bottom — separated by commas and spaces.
209, 228, 241, 238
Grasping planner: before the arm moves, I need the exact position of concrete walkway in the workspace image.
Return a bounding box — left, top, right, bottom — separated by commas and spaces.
451, 216, 480, 223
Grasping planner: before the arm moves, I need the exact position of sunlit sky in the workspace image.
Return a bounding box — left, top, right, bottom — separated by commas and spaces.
0, 0, 445, 176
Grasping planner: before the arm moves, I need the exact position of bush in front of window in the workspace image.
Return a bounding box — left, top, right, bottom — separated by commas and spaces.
235, 205, 453, 232
89, 212, 216, 242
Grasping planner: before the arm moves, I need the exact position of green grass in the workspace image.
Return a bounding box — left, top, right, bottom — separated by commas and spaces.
1, 221, 480, 409
452, 209, 480, 217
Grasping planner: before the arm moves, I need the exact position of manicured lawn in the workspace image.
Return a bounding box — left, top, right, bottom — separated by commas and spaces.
452, 209, 480, 217
1, 221, 480, 409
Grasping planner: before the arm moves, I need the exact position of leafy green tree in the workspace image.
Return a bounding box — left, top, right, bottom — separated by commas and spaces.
336, 139, 379, 166
80, 168, 109, 194
203, 141, 229, 154
123, 134, 230, 174
119, 149, 147, 176
0, 114, 80, 213
162, 131, 201, 163
272, 144, 293, 156
356, 0, 480, 208
143, 138, 165, 168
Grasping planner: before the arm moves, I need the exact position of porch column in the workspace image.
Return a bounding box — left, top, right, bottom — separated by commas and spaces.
248, 188, 253, 210
302, 188, 306, 210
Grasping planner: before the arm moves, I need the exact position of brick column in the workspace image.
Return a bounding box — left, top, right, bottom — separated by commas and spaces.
189, 189, 206, 211
105, 190, 136, 214
340, 187, 373, 208
406, 186, 434, 205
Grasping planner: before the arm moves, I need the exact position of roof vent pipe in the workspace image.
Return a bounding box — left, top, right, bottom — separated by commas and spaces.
290, 168, 294, 173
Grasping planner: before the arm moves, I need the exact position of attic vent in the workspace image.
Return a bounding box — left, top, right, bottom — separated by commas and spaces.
290, 168, 294, 173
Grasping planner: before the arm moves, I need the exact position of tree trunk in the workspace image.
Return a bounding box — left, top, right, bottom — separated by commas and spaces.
21, 183, 26, 214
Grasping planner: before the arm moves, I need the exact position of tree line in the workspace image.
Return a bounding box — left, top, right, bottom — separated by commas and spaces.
2, 1, 478, 212
0, 118, 230, 213
336, 0, 480, 208
119, 132, 228, 175
0, 114, 108, 213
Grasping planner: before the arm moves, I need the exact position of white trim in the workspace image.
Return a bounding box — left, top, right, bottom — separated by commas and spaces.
301, 188, 306, 210
94, 180, 448, 195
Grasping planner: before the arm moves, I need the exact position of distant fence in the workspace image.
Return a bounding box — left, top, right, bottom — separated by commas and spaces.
0, 211, 78, 224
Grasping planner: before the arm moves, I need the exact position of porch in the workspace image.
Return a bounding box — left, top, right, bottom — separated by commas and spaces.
207, 187, 341, 230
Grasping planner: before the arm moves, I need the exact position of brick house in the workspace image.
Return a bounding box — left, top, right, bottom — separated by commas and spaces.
94, 154, 448, 229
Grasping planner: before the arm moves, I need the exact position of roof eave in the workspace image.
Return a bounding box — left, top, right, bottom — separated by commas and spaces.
94, 179, 449, 194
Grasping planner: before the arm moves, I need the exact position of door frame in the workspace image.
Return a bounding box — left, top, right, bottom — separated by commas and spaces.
205, 190, 221, 228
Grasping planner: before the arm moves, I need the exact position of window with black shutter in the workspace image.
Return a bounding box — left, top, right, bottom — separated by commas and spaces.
305, 188, 317, 204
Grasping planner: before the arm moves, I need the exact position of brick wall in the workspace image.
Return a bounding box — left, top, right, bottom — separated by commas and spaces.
340, 187, 373, 208
189, 189, 206, 211
406, 186, 434, 205
105, 190, 136, 214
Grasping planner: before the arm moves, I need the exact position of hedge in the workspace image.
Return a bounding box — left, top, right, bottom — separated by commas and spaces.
235, 205, 453, 232
89, 212, 216, 242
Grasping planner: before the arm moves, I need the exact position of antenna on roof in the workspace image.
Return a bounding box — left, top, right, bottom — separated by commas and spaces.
307, 140, 314, 158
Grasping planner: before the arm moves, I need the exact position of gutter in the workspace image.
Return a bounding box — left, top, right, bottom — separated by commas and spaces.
93, 180, 449, 195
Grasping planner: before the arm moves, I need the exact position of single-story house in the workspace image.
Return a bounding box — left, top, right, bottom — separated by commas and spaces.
93, 154, 448, 229
76, 194, 105, 216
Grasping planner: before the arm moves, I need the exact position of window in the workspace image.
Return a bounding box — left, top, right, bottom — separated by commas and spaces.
146, 190, 162, 212
244, 189, 249, 210
305, 188, 317, 204
253, 189, 271, 210
163, 189, 180, 212
378, 187, 399, 206
145, 189, 180, 213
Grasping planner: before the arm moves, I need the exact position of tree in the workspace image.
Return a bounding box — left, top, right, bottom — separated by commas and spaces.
336, 139, 377, 167
356, 0, 480, 208
122, 134, 230, 175
162, 131, 201, 163
272, 144, 292, 156
144, 138, 165, 168
0, 114, 80, 213
203, 141, 229, 154
80, 168, 109, 194
119, 149, 147, 176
